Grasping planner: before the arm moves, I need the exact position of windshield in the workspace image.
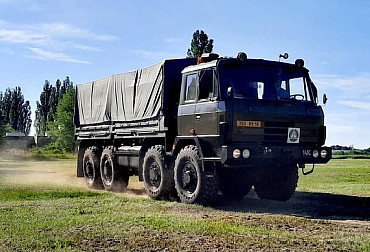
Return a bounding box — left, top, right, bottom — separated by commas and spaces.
218, 63, 315, 102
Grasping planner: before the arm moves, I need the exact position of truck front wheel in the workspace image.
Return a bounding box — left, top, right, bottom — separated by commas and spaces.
174, 145, 218, 205
143, 145, 175, 200
83, 147, 103, 190
100, 147, 129, 192
254, 164, 298, 201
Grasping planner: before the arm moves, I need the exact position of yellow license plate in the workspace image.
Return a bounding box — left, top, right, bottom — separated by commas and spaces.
236, 120, 262, 128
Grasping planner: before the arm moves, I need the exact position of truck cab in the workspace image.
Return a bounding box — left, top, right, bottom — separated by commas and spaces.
175, 53, 331, 202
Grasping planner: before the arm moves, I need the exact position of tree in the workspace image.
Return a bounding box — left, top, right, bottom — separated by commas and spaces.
20, 101, 32, 135
0, 111, 6, 146
34, 77, 73, 136
187, 30, 214, 58
0, 86, 32, 135
35, 80, 51, 135
48, 86, 76, 152
1, 88, 12, 122
10, 86, 24, 131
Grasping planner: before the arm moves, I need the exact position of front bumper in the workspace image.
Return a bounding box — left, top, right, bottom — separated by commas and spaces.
220, 144, 332, 167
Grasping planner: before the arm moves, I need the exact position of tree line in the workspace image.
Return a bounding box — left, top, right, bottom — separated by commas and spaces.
0, 77, 76, 152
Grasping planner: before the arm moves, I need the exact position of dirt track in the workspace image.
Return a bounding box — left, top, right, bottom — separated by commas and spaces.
215, 190, 370, 222
1, 156, 369, 222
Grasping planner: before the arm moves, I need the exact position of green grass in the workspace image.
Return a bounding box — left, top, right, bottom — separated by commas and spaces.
0, 157, 369, 251
298, 159, 370, 197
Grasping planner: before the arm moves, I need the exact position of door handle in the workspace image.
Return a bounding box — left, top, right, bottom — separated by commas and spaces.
196, 114, 201, 120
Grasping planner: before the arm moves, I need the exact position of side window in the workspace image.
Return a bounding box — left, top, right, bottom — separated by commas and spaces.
199, 69, 214, 100
185, 73, 197, 102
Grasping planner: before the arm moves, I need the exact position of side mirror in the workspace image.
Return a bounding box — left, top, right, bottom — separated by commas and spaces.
323, 94, 328, 105
227, 86, 233, 98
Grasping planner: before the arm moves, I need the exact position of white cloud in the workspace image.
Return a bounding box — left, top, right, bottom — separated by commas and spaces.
31, 23, 117, 41
314, 73, 370, 95
338, 100, 370, 112
0, 28, 49, 45
0, 21, 116, 46
28, 47, 91, 64
0, 20, 116, 63
71, 43, 103, 52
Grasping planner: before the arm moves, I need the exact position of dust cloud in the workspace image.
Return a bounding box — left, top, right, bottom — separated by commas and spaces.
0, 150, 147, 197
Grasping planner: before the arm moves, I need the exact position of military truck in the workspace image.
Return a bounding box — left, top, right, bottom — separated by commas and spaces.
74, 52, 331, 205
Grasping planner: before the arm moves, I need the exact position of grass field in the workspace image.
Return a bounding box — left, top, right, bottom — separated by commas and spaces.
0, 156, 369, 251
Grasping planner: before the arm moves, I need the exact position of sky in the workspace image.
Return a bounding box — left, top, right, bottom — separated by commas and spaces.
0, 0, 369, 149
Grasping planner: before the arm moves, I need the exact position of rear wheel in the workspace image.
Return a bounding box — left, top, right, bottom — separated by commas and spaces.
100, 147, 129, 192
220, 168, 253, 199
143, 145, 175, 200
82, 147, 103, 190
254, 164, 298, 201
174, 145, 218, 205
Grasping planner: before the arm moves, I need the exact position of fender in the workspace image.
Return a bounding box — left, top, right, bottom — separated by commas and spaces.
172, 135, 203, 157
172, 136, 221, 174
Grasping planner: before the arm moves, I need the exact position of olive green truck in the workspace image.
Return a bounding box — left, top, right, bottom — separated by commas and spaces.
75, 52, 331, 205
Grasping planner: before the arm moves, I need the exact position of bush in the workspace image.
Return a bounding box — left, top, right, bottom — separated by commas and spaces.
29, 146, 76, 159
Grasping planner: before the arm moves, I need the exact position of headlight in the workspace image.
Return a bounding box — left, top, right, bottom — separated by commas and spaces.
242, 149, 251, 159
313, 150, 319, 158
321, 149, 328, 158
233, 149, 241, 159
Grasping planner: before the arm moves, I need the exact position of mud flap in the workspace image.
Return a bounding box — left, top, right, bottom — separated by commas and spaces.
77, 146, 86, 177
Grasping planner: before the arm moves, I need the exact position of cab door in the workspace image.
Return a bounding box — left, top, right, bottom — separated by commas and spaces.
177, 72, 197, 136
194, 69, 219, 135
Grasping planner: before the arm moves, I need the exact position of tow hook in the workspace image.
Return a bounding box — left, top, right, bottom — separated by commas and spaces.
300, 163, 315, 175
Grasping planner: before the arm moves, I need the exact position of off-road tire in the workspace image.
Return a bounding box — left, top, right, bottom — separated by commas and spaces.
174, 145, 219, 205
143, 145, 175, 200
254, 164, 298, 201
82, 147, 104, 190
100, 147, 129, 192
220, 168, 253, 199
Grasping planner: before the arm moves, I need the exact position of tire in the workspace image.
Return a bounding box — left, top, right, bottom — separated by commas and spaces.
100, 147, 129, 192
254, 164, 298, 201
82, 147, 104, 190
220, 168, 252, 199
174, 145, 219, 205
142, 145, 175, 200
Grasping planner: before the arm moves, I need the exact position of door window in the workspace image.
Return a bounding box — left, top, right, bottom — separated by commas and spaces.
185, 73, 197, 102
199, 69, 214, 101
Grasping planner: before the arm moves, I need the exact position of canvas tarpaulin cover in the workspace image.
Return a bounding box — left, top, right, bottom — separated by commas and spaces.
75, 62, 163, 126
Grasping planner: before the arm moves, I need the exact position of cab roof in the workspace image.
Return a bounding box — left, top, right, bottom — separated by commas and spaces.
181, 57, 308, 74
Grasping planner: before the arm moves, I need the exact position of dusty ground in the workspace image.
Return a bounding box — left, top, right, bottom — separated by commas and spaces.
0, 155, 369, 250
1, 155, 369, 222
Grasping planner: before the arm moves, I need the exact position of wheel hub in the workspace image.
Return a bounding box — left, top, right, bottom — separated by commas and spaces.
103, 160, 112, 182
85, 161, 93, 179
149, 163, 161, 187
183, 170, 191, 184
182, 164, 197, 193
